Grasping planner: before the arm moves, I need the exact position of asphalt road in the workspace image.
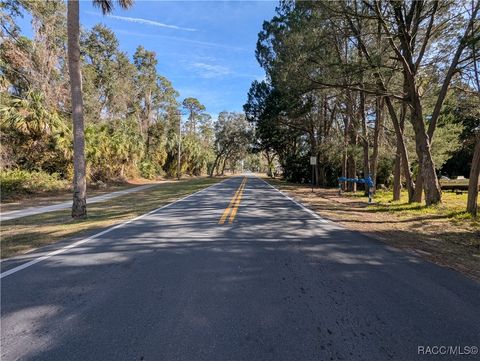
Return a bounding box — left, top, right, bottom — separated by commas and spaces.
1, 176, 479, 361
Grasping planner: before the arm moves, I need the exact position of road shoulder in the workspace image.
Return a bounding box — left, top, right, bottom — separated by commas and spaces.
265, 177, 480, 282
1, 177, 223, 260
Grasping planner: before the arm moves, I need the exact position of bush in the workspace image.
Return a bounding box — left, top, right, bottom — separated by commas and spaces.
0, 169, 69, 197
282, 154, 311, 183
139, 161, 158, 180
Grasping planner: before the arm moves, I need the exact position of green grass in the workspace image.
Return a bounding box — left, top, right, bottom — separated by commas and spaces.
343, 190, 480, 233
1, 177, 221, 258
268, 177, 478, 228
346, 189, 479, 227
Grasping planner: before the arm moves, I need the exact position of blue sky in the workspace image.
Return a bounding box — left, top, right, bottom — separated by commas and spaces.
18, 0, 277, 117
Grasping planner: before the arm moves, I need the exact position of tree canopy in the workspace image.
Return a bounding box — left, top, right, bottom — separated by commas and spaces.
1, 1, 250, 185
245, 0, 479, 208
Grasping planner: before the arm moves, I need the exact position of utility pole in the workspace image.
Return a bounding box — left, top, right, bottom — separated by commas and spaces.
310, 156, 317, 193
177, 115, 181, 180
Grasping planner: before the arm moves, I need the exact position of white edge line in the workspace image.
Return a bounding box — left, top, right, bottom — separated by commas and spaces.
0, 179, 228, 279
257, 176, 329, 224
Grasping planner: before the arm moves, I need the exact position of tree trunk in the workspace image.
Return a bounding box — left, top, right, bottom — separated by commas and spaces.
216, 155, 225, 176
265, 151, 271, 177
370, 97, 383, 191
347, 112, 357, 193
409, 93, 442, 205
416, 138, 441, 205
384, 97, 415, 202
342, 147, 347, 191
467, 133, 480, 216
392, 99, 405, 201
393, 148, 402, 201
409, 72, 424, 202
120, 163, 125, 179
341, 116, 349, 191
67, 0, 86, 218
347, 155, 356, 192
318, 155, 326, 187
265, 151, 275, 178
419, 4, 479, 205
360, 91, 370, 194
221, 157, 227, 176
412, 168, 423, 203
390, 9, 443, 205
346, 93, 357, 192
210, 154, 221, 177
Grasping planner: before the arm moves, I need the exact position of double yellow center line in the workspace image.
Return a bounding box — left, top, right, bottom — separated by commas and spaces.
219, 177, 248, 225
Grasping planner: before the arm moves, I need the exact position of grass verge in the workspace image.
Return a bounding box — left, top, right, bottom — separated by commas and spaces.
266, 178, 480, 281
0, 178, 163, 213
1, 177, 221, 259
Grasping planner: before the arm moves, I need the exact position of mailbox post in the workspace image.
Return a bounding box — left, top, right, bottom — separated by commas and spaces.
337, 175, 374, 203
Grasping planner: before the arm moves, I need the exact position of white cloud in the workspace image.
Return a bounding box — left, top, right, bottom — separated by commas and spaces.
186, 60, 265, 80
113, 30, 249, 52
88, 12, 197, 32
190, 62, 231, 78
176, 85, 230, 113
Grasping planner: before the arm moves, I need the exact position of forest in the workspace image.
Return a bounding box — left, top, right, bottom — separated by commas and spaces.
244, 0, 479, 214
0, 0, 253, 216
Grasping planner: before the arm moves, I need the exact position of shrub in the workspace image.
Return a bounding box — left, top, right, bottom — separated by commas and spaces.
139, 161, 158, 180
0, 169, 69, 197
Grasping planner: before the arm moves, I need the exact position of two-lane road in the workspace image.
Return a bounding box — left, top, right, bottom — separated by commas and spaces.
1, 176, 479, 361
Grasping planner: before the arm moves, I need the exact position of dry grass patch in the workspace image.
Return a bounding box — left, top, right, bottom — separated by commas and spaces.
0, 179, 165, 213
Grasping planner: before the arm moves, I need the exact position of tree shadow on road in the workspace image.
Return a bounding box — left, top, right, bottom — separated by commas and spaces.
2, 179, 480, 361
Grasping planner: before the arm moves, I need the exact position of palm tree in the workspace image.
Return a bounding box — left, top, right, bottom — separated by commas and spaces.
67, 0, 134, 218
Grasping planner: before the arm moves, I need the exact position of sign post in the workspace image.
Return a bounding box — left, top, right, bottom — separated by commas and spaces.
310, 156, 317, 193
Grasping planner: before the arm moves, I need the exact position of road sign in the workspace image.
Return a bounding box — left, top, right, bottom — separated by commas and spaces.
310, 156, 317, 165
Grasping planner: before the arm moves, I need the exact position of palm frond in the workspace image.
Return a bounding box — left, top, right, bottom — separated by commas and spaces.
92, 0, 113, 15
92, 0, 134, 15
117, 0, 134, 9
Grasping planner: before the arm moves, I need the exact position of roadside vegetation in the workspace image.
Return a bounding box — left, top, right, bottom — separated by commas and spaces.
0, 169, 69, 197
1, 1, 253, 217
1, 177, 220, 258
269, 178, 480, 281
245, 1, 479, 215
